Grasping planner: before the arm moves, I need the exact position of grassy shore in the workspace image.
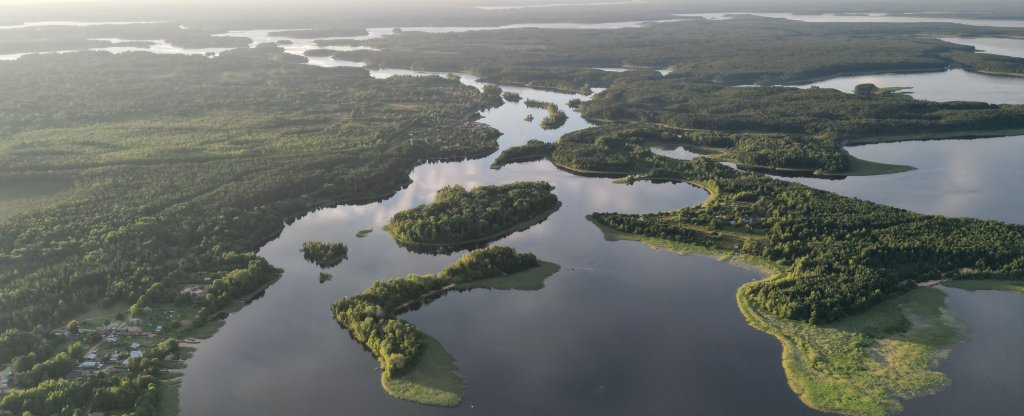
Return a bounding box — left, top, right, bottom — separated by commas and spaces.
381, 261, 561, 406
943, 279, 1024, 295
382, 334, 465, 407
598, 226, 965, 416
457, 261, 561, 291
843, 155, 916, 176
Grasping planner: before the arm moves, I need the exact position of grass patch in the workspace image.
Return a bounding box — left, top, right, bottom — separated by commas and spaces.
596, 225, 966, 416
71, 301, 130, 323
356, 229, 373, 238
456, 261, 560, 291
739, 286, 964, 416
942, 279, 1024, 295
842, 155, 915, 176
382, 334, 464, 407
156, 380, 181, 416
184, 319, 225, 340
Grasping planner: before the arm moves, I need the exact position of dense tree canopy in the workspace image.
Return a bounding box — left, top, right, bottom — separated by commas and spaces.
558, 125, 1024, 324
387, 181, 560, 249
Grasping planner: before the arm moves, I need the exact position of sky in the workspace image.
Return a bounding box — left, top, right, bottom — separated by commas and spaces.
1, 0, 1020, 24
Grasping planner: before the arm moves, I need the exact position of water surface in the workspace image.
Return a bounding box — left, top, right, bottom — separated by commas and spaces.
677, 13, 1024, 28
798, 69, 1024, 104
179, 56, 818, 416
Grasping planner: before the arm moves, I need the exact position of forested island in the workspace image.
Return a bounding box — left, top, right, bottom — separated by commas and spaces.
491, 139, 555, 169
331, 246, 558, 406
576, 80, 1024, 175
386, 181, 560, 252
301, 241, 349, 268
546, 124, 1024, 415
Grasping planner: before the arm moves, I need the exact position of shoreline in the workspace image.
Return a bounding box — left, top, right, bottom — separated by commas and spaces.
595, 222, 971, 416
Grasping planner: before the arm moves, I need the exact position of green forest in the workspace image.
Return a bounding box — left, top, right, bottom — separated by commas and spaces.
553, 125, 1024, 324
386, 181, 561, 247
0, 45, 505, 413
577, 79, 1024, 173
337, 16, 1024, 89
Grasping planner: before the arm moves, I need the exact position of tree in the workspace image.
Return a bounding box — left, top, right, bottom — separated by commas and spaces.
66, 320, 79, 335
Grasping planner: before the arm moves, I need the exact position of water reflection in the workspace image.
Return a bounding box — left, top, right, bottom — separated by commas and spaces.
178, 53, 822, 415
787, 136, 1024, 224
796, 69, 1024, 104
676, 13, 1024, 28
941, 37, 1024, 59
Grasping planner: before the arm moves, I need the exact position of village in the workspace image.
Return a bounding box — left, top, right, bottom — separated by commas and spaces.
0, 283, 213, 397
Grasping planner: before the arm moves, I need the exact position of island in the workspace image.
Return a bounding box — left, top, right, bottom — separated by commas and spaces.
578, 79, 1024, 177
301, 241, 349, 268
490, 139, 555, 169
539, 103, 569, 130
331, 246, 559, 406
502, 91, 522, 102
547, 124, 1024, 416
386, 181, 560, 253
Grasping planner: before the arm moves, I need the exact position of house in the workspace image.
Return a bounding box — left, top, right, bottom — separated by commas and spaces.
84, 353, 97, 360
130, 342, 141, 350
129, 351, 143, 360
155, 325, 163, 333
105, 336, 118, 343
79, 361, 102, 369
109, 354, 119, 362
182, 284, 209, 296
123, 327, 143, 336
96, 327, 112, 335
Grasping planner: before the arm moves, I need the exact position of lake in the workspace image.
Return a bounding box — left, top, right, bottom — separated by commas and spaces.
676, 13, 1024, 28
165, 24, 1024, 416
796, 68, 1024, 105
179, 62, 820, 415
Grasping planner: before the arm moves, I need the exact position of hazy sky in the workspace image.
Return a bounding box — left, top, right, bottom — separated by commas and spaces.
2, 0, 1020, 24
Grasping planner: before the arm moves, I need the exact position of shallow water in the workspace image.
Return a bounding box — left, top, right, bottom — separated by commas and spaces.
903, 286, 1024, 416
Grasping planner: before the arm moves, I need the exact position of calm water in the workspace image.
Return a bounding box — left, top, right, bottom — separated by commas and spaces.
677, 13, 1024, 28
902, 286, 1024, 416
789, 136, 1024, 224
797, 69, 1024, 104
179, 60, 820, 415
941, 37, 1024, 59
785, 71, 1024, 415
64, 20, 1013, 416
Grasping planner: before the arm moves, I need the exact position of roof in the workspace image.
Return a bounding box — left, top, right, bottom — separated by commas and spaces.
129, 351, 143, 359
80, 361, 102, 369
130, 342, 141, 349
